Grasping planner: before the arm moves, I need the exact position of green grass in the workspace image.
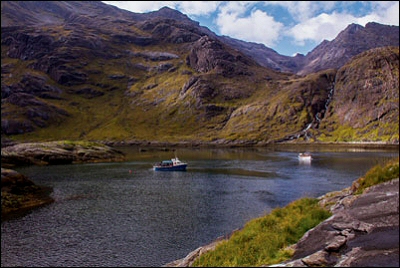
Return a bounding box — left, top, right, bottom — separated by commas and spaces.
3, 35, 398, 145
353, 157, 399, 195
192, 156, 399, 267
318, 120, 399, 143
192, 198, 331, 267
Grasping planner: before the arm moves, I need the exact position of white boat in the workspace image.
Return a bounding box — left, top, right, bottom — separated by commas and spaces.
153, 157, 187, 171
298, 152, 312, 163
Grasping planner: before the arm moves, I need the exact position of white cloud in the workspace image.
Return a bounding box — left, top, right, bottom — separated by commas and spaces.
287, 1, 399, 46
370, 1, 400, 26
218, 1, 254, 15
216, 3, 284, 47
102, 1, 168, 13
101, 1, 399, 55
176, 1, 222, 17
288, 12, 358, 45
263, 1, 338, 22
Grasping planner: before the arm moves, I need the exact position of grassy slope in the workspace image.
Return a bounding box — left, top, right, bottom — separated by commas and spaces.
192, 157, 399, 267
2, 24, 399, 144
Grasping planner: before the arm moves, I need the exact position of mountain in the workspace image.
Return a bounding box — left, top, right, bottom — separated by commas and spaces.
317, 46, 399, 142
220, 22, 399, 76
1, 1, 399, 145
217, 36, 303, 74
297, 22, 400, 75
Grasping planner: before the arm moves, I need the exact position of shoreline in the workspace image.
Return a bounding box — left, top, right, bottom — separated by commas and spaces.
101, 140, 400, 150
2, 140, 398, 266
3, 137, 398, 151
164, 177, 400, 267
1, 140, 397, 169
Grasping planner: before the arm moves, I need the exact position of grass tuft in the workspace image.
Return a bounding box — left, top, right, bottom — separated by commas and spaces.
193, 156, 399, 267
353, 157, 399, 195
192, 197, 331, 267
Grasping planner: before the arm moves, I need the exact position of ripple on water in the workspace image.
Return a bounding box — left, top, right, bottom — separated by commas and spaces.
2, 149, 397, 266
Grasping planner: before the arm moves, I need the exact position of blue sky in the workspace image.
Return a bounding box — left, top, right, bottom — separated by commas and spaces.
102, 1, 399, 56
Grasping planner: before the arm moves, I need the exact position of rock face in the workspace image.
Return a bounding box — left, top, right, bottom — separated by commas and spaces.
297, 22, 400, 75
219, 22, 399, 75
318, 46, 399, 142
284, 178, 399, 267
165, 178, 399, 267
328, 46, 399, 128
186, 35, 254, 77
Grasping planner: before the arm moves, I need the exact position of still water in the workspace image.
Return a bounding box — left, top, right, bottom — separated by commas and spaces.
1, 146, 398, 267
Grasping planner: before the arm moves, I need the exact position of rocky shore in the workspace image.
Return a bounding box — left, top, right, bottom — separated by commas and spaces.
1, 140, 398, 266
165, 178, 399, 267
1, 168, 54, 221
1, 140, 126, 221
1, 140, 126, 168
103, 139, 399, 150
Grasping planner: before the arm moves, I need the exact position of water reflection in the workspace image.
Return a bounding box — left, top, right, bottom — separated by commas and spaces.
2, 146, 398, 267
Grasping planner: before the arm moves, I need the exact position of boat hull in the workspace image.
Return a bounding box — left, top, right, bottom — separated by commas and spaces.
153, 164, 187, 171
298, 152, 312, 163
298, 156, 312, 162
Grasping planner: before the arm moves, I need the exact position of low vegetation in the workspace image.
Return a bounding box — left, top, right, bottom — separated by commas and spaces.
192, 198, 331, 267
353, 157, 399, 195
192, 156, 399, 267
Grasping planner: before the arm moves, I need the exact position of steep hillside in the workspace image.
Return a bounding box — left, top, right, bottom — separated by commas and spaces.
216, 69, 336, 144
298, 22, 400, 75
1, 1, 399, 145
0, 1, 135, 26
0, 2, 286, 144
317, 46, 399, 143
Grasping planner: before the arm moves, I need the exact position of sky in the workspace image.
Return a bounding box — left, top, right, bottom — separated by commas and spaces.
102, 1, 399, 56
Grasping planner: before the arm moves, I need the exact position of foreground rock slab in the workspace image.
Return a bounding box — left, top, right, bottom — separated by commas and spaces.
165, 178, 399, 267
282, 178, 399, 267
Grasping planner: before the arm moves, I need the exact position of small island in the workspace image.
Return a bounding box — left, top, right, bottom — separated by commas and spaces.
1, 140, 126, 221
1, 140, 126, 168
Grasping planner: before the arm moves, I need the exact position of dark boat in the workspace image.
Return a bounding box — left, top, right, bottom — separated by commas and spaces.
153, 157, 187, 171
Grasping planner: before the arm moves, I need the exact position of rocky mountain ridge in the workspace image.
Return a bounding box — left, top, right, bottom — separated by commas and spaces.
297, 22, 400, 75
1, 1, 399, 144
214, 22, 399, 75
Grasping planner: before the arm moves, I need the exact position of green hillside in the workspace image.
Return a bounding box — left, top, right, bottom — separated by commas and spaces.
1, 2, 399, 145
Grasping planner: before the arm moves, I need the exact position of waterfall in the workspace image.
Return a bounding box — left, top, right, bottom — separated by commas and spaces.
298, 82, 335, 140
276, 82, 335, 143
316, 83, 335, 123
324, 84, 335, 114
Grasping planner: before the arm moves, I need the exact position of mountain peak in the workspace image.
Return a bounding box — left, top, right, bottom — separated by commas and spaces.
1, 1, 399, 145
295, 21, 399, 75
147, 6, 194, 23
343, 23, 364, 34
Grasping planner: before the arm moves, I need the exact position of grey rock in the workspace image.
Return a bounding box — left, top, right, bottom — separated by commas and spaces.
165, 178, 399, 267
